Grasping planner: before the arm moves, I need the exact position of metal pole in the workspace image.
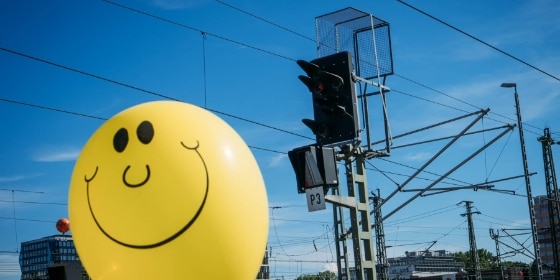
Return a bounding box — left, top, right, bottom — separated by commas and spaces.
538, 128, 560, 279
502, 83, 543, 280
461, 201, 481, 280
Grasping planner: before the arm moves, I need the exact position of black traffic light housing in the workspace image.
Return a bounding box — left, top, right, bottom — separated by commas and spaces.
297, 51, 359, 145
288, 145, 338, 194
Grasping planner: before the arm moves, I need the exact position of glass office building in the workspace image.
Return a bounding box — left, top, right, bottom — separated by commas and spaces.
19, 234, 85, 280
19, 234, 268, 279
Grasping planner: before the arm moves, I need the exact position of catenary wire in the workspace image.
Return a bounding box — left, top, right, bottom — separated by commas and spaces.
396, 0, 560, 83
214, 0, 314, 43
0, 46, 313, 141
102, 0, 294, 61
209, 0, 546, 136
0, 2, 544, 264
0, 1, 534, 224
0, 45, 528, 238
102, 0, 539, 138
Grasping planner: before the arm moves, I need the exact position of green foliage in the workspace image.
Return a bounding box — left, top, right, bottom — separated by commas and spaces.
296, 270, 337, 280
451, 249, 529, 270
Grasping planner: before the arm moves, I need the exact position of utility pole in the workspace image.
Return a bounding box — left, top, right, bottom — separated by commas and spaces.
501, 83, 543, 280
460, 201, 481, 280
538, 127, 560, 279
324, 145, 378, 280
490, 228, 504, 280
290, 52, 376, 280
310, 8, 394, 280
372, 190, 388, 280
341, 145, 376, 280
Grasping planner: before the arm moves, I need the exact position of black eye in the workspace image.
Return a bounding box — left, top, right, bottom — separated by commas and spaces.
137, 121, 154, 144
114, 128, 129, 153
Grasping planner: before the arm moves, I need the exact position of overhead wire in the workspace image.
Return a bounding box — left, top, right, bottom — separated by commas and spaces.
485, 129, 514, 181
270, 207, 295, 260
209, 0, 546, 136
2, 0, 530, 177
0, 1, 548, 268
11, 191, 18, 251
378, 157, 472, 186
102, 0, 294, 61
0, 2, 531, 206
201, 32, 208, 108
0, 199, 67, 206
0, 46, 313, 141
1, 0, 543, 145
0, 216, 57, 224
214, 0, 314, 43
396, 0, 560, 83
384, 203, 462, 226
157, 1, 544, 206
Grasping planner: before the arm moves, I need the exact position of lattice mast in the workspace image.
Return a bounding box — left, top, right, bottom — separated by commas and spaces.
315, 8, 394, 280
538, 128, 560, 279
372, 190, 388, 280
461, 201, 482, 280
489, 228, 504, 280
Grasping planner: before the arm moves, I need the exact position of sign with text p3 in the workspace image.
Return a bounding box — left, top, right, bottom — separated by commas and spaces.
305, 187, 326, 212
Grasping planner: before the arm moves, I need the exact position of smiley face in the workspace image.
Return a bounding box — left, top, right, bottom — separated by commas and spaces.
83, 119, 209, 249
69, 101, 269, 279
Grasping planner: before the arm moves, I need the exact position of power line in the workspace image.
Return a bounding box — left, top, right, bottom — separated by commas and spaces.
396, 0, 560, 83
394, 80, 542, 137
0, 95, 311, 152
1, 2, 539, 201
0, 97, 106, 121
1, 0, 533, 220
0, 1, 544, 217
0, 46, 172, 101
214, 0, 315, 43
104, 1, 545, 138
210, 0, 547, 135
102, 0, 294, 61
0, 199, 67, 206
0, 216, 56, 224
0, 46, 313, 141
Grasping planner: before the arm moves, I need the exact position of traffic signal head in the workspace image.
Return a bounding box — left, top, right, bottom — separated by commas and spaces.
288, 145, 338, 194
297, 51, 359, 145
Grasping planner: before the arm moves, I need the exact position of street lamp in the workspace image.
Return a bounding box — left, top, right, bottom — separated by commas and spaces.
500, 82, 517, 90
500, 82, 543, 280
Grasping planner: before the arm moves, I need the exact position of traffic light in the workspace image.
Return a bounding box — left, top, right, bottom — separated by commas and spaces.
288, 145, 338, 194
297, 51, 359, 145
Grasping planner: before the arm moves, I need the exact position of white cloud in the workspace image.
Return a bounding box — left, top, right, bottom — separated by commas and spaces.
269, 153, 287, 168
404, 152, 433, 162
32, 147, 80, 162
0, 173, 43, 183
0, 175, 26, 183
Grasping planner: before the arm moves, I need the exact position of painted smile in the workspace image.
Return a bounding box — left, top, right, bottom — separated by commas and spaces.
84, 141, 208, 249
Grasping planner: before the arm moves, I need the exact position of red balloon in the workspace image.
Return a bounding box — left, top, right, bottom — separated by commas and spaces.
56, 218, 70, 234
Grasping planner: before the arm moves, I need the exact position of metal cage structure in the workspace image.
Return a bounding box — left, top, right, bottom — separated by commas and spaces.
316, 7, 394, 80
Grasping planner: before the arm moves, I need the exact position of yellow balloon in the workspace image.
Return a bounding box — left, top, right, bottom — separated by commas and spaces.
69, 101, 268, 279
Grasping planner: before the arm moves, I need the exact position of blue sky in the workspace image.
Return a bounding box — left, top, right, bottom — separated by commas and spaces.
1, 0, 560, 279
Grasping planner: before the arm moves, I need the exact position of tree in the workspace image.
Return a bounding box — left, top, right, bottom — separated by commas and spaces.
451, 249, 499, 270
452, 249, 529, 270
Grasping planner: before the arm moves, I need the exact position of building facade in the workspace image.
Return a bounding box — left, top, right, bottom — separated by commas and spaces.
19, 234, 88, 280
387, 250, 466, 280
19, 234, 270, 280
534, 194, 559, 279
256, 246, 270, 280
